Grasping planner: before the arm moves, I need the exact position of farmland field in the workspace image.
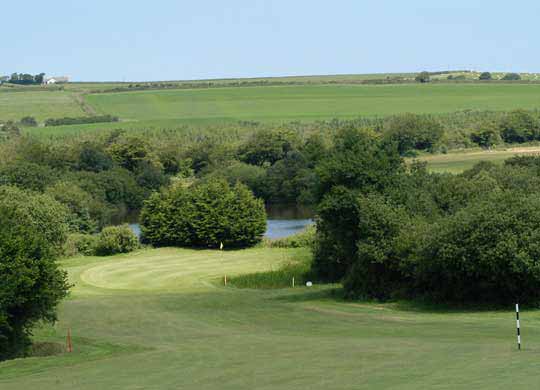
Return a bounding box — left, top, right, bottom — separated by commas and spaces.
85, 83, 540, 123
0, 90, 85, 121
1, 247, 539, 390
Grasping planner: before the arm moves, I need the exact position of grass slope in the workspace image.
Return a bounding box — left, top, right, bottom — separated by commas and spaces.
1, 247, 539, 389
85, 83, 540, 124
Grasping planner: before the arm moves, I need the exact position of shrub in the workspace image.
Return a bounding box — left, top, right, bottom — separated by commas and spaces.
140, 178, 266, 248
499, 110, 539, 143
412, 193, 540, 303
502, 73, 521, 81
384, 113, 444, 154
44, 115, 118, 127
478, 72, 492, 80
64, 233, 98, 257
94, 225, 139, 256
415, 71, 431, 83
470, 123, 501, 148
19, 116, 38, 127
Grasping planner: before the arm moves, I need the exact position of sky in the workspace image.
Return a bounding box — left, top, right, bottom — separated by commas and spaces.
3, 0, 540, 81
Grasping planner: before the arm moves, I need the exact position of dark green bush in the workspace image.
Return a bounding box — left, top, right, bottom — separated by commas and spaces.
502, 73, 521, 81
413, 193, 540, 303
499, 110, 539, 143
44, 115, 118, 127
140, 178, 266, 248
384, 113, 444, 154
64, 233, 98, 257
479, 72, 492, 80
19, 116, 38, 127
94, 225, 139, 256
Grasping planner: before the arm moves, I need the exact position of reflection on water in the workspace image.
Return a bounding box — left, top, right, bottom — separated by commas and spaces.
128, 205, 314, 240
265, 219, 313, 239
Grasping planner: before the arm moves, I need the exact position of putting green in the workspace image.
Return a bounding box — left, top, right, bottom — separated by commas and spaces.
78, 247, 296, 291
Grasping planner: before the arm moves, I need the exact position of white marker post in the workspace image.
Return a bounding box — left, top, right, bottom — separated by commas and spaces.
292, 277, 295, 288
516, 303, 521, 351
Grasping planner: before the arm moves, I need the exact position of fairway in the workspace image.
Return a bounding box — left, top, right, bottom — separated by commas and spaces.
1, 247, 540, 389
85, 83, 540, 123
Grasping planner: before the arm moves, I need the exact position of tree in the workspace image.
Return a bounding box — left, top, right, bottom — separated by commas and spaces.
140, 179, 266, 248
499, 109, 539, 143
479, 72, 492, 80
94, 225, 139, 256
238, 128, 299, 166
470, 124, 501, 148
77, 142, 113, 172
19, 117, 38, 127
315, 127, 403, 198
415, 71, 431, 83
502, 73, 521, 81
384, 113, 444, 154
0, 161, 59, 191
0, 186, 70, 360
45, 181, 98, 233
108, 136, 154, 172
413, 192, 540, 303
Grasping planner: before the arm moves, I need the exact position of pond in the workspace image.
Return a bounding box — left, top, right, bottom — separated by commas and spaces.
127, 205, 314, 240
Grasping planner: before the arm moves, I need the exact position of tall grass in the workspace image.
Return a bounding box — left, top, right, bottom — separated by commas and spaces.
231, 228, 315, 289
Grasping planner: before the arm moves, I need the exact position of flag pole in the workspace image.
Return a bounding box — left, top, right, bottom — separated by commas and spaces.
516, 303, 521, 350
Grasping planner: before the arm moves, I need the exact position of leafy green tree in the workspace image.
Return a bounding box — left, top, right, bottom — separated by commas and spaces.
77, 142, 113, 172
141, 179, 266, 248
499, 109, 539, 143
0, 186, 70, 360
108, 136, 154, 172
415, 71, 431, 83
45, 181, 98, 233
342, 194, 412, 300
0, 161, 58, 191
238, 128, 299, 166
502, 73, 521, 81
470, 123, 501, 148
315, 127, 403, 198
19, 117, 37, 127
413, 192, 540, 303
384, 113, 444, 154
479, 72, 492, 80
94, 225, 139, 256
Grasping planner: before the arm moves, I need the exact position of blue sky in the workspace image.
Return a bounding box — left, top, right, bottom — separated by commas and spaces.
3, 0, 539, 81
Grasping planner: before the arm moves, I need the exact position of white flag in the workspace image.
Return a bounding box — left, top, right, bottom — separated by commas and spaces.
220, 242, 223, 250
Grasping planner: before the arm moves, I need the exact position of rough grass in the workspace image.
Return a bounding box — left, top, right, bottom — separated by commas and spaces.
2, 246, 540, 389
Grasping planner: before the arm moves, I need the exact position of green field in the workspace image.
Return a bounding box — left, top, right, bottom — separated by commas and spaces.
85, 84, 540, 123
417, 146, 540, 173
0, 90, 85, 121
1, 247, 538, 389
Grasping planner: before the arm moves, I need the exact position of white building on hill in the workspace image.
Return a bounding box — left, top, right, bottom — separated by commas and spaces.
44, 76, 69, 84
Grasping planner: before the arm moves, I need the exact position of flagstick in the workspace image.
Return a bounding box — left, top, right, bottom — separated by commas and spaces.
516, 303, 521, 350
66, 328, 73, 353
